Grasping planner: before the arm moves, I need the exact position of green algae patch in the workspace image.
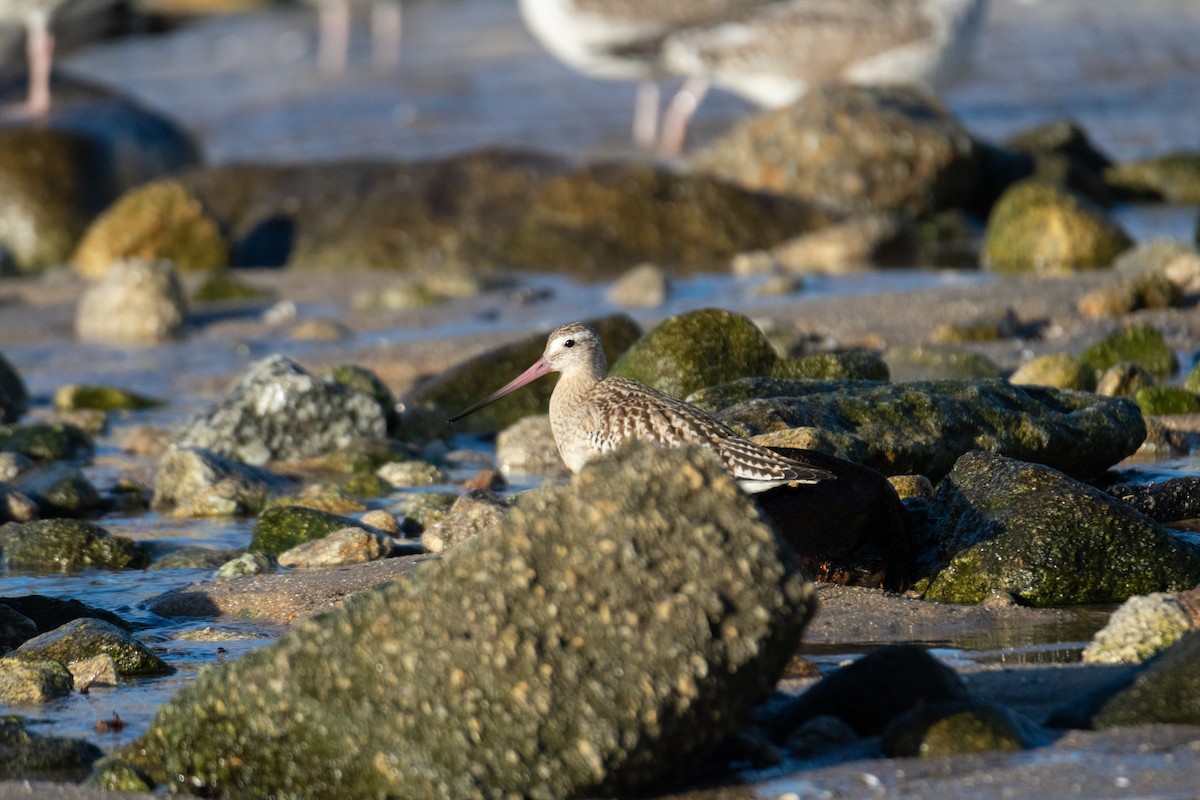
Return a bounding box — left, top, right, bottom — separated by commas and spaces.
1080, 325, 1179, 378
1135, 387, 1200, 416
249, 506, 362, 557
53, 384, 164, 412
0, 519, 148, 572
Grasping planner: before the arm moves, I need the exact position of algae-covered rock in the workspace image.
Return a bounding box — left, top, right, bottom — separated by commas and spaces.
0, 421, 93, 462
1182, 362, 1200, 394
770, 350, 889, 381
924, 451, 1200, 605
321, 364, 399, 433
14, 617, 173, 676
249, 505, 363, 556
0, 519, 148, 572
882, 701, 1041, 757
611, 309, 776, 398
72, 180, 229, 278
983, 180, 1132, 274
1105, 152, 1200, 203
0, 714, 102, 781
10, 464, 104, 517
1080, 324, 1178, 379
0, 352, 28, 424
129, 443, 815, 798
690, 84, 979, 217
87, 757, 154, 792
1008, 353, 1096, 391
0, 659, 73, 704
177, 355, 387, 465
692, 378, 1144, 481
1135, 387, 1200, 417
153, 446, 292, 517
75, 258, 189, 344
1083, 592, 1195, 665
403, 314, 640, 437
1090, 632, 1200, 727
883, 345, 1001, 382
53, 383, 164, 412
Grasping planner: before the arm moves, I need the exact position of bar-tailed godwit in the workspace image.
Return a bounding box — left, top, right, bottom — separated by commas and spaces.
448, 322, 835, 493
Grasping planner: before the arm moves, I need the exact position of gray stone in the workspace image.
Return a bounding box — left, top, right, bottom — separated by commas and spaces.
421, 489, 507, 554
75, 258, 188, 344
606, 262, 671, 308
152, 445, 292, 517
277, 527, 396, 568
496, 415, 563, 478
129, 443, 814, 798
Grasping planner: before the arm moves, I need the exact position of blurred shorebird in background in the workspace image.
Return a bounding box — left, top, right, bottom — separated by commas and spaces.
304, 0, 401, 73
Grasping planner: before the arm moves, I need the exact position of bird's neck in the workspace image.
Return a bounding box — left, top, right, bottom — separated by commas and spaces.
550, 362, 604, 426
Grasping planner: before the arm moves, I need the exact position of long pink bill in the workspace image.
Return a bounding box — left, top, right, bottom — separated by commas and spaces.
446, 357, 553, 424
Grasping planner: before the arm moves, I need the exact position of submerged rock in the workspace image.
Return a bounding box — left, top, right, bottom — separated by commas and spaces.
983, 181, 1132, 274
0, 519, 148, 572
924, 451, 1200, 605
691, 84, 979, 217
177, 355, 387, 465
129, 443, 815, 798
75, 258, 189, 344
14, 618, 173, 677
611, 308, 776, 399
153, 446, 292, 517
692, 378, 1145, 481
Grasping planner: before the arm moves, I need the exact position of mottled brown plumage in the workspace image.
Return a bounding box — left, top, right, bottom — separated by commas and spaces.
449, 322, 834, 493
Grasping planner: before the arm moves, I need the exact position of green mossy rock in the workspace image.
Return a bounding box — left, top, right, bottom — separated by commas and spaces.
611, 309, 776, 399
87, 757, 154, 792
402, 314, 641, 437
0, 659, 73, 704
1105, 152, 1200, 203
53, 383, 164, 412
924, 451, 1200, 605
1135, 387, 1200, 416
983, 180, 1132, 274
249, 506, 362, 557
690, 378, 1145, 481
1091, 632, 1200, 727
882, 701, 1040, 757
1081, 325, 1179, 378
1008, 353, 1096, 391
0, 422, 94, 462
770, 350, 889, 381
72, 180, 229, 278
0, 519, 148, 572
0, 352, 28, 423
14, 618, 172, 677
0, 714, 102, 781
128, 443, 814, 798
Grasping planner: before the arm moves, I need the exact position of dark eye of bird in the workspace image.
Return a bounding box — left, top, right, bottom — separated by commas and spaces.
564, 339, 575, 348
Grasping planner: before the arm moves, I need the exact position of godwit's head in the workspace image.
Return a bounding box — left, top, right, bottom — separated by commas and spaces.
446, 322, 605, 424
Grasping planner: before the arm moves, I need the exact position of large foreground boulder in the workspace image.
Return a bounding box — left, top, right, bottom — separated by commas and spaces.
128, 443, 815, 797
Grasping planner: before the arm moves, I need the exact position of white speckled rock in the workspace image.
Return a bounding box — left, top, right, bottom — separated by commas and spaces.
75, 258, 188, 344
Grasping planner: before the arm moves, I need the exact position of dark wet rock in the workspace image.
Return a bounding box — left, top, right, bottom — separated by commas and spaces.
692, 378, 1144, 481
1109, 477, 1200, 525
0, 659, 73, 704
405, 314, 640, 438
496, 415, 563, 478
763, 645, 967, 740
0, 421, 94, 462
10, 463, 103, 517
149, 545, 241, 570
53, 383, 164, 413
180, 151, 825, 276
691, 84, 979, 217
923, 451, 1200, 605
611, 308, 776, 399
755, 448, 912, 590
1008, 353, 1096, 391
983, 181, 1133, 275
771, 350, 889, 381
1105, 152, 1200, 203
1081, 324, 1179, 379
0, 519, 148, 572
1003, 120, 1114, 205
1077, 273, 1182, 318
152, 445, 292, 518
249, 505, 364, 557
397, 491, 457, 536
1087, 632, 1200, 727
0, 595, 130, 634
0, 714, 103, 781
882, 700, 1044, 757
72, 179, 229, 278
177, 355, 388, 465
75, 257, 189, 344
277, 527, 399, 569
14, 617, 172, 676
321, 364, 400, 434
421, 489, 507, 554
129, 443, 814, 797
1096, 361, 1158, 398
883, 345, 1002, 381
1082, 591, 1196, 665
1136, 387, 1200, 416
0, 352, 28, 424
0, 604, 37, 650
0, 77, 201, 274
606, 262, 671, 308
